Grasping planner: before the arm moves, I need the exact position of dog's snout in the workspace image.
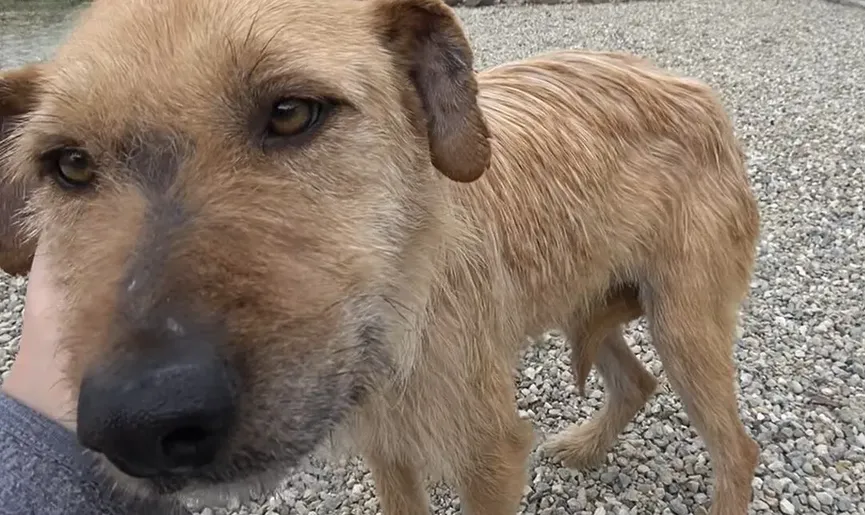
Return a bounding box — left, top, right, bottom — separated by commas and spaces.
77, 323, 237, 478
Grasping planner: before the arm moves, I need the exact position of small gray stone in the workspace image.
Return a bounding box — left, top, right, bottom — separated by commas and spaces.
670, 499, 689, 515
790, 380, 804, 394
815, 491, 834, 505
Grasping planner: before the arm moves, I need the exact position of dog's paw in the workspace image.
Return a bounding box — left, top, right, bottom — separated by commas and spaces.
540, 423, 610, 470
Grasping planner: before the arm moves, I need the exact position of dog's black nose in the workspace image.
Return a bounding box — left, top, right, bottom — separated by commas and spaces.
77, 334, 237, 477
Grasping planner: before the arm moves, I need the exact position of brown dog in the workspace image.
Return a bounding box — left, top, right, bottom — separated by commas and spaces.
0, 0, 761, 513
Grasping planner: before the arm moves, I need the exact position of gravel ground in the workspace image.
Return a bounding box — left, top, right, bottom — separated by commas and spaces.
2, 0, 865, 513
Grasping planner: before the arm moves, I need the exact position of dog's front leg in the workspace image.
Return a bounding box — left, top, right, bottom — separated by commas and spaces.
454, 412, 534, 515
365, 452, 431, 515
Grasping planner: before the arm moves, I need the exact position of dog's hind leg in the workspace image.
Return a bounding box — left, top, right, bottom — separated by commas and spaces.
541, 294, 656, 469
642, 263, 759, 515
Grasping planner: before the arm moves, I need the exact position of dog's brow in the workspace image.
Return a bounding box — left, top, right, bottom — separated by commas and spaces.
27, 131, 83, 157
245, 70, 353, 105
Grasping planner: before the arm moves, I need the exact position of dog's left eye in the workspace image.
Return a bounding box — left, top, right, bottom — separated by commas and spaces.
267, 98, 326, 139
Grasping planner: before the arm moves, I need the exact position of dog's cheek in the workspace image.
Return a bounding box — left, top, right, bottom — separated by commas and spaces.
226, 329, 367, 466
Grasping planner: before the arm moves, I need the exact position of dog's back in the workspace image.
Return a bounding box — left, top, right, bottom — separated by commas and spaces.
449, 49, 760, 337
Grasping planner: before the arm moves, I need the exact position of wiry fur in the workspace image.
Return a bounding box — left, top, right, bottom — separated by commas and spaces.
0, 0, 761, 513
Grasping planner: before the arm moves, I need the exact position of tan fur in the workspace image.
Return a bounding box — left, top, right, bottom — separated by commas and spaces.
0, 0, 761, 513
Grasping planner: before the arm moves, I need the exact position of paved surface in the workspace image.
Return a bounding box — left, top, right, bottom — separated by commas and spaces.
1, 0, 864, 513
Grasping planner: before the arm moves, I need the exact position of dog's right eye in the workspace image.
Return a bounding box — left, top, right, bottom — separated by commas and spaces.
269, 99, 320, 136
45, 148, 96, 190
264, 98, 331, 146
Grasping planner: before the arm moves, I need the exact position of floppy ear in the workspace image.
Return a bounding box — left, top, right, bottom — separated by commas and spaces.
373, 0, 491, 183
0, 64, 44, 276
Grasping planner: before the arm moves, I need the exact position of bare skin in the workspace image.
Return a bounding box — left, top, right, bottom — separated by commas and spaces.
1, 243, 76, 431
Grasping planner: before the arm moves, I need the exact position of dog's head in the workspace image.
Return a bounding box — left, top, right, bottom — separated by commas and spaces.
0, 0, 489, 499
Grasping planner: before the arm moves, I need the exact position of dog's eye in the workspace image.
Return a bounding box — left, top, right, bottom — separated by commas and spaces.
50, 148, 96, 189
267, 99, 324, 138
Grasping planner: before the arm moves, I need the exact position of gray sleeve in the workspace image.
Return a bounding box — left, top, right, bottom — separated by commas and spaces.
0, 391, 191, 515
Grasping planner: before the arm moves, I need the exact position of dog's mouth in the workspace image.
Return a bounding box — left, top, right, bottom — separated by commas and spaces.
92, 453, 292, 511
139, 473, 192, 497
91, 402, 343, 499
88, 387, 351, 492
84, 327, 389, 501
122, 455, 283, 497
68, 286, 393, 504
